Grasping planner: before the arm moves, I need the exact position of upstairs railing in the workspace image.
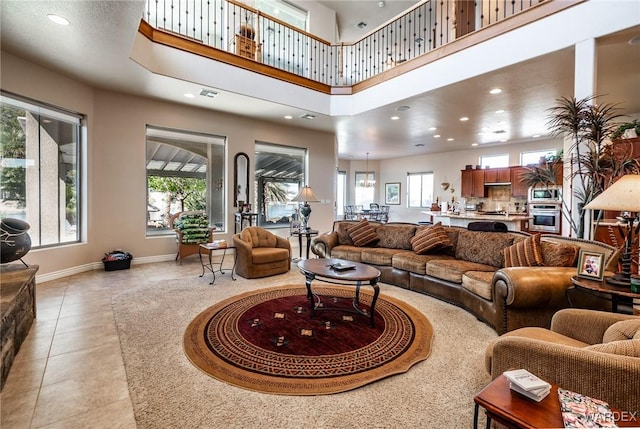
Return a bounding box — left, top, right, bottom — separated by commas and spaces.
143, 0, 546, 87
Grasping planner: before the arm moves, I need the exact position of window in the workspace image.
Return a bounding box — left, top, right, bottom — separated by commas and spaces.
146, 126, 226, 235
337, 170, 346, 217
521, 149, 557, 166
1, 92, 82, 247
354, 172, 376, 207
480, 154, 509, 168
407, 172, 433, 208
254, 0, 307, 31
255, 142, 306, 228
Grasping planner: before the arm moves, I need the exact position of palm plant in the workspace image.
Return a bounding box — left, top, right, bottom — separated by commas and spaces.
545, 95, 639, 237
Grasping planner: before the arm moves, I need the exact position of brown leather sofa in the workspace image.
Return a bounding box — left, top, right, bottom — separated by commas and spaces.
311, 220, 619, 334
233, 226, 291, 279
485, 308, 640, 414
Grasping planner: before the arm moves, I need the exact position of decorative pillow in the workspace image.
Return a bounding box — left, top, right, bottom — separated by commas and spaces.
585, 340, 640, 358
411, 222, 453, 255
603, 319, 640, 342
455, 230, 515, 268
502, 234, 544, 268
347, 219, 379, 247
540, 240, 580, 267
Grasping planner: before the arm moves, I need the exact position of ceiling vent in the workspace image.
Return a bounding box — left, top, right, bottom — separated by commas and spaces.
199, 89, 218, 98
299, 113, 316, 120
356, 21, 367, 29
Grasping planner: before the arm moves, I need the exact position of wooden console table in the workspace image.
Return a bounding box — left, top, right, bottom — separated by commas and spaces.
0, 264, 38, 390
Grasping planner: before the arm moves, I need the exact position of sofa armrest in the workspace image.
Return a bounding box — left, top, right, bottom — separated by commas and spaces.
490, 336, 640, 414
311, 232, 338, 258
551, 308, 638, 344
493, 266, 575, 308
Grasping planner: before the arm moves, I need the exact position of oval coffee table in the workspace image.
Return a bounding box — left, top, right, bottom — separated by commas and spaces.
297, 258, 381, 327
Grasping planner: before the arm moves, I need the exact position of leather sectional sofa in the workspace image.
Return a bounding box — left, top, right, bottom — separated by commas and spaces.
311, 220, 619, 334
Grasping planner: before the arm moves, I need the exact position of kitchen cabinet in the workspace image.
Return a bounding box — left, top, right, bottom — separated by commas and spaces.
461, 169, 486, 198
484, 168, 511, 184
510, 166, 529, 198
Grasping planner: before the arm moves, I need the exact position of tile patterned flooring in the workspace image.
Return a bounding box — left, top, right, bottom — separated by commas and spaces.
1, 257, 230, 428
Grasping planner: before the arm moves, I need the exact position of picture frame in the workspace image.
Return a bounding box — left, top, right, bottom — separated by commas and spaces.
576, 249, 605, 281
385, 182, 401, 205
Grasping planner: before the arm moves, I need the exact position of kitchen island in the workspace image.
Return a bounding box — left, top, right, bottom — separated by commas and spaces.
421, 211, 531, 232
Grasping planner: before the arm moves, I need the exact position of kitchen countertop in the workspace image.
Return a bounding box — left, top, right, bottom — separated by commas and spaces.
421, 211, 531, 222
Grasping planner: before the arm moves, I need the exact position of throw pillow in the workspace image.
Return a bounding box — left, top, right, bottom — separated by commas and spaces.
347, 219, 379, 247
411, 222, 453, 255
502, 234, 544, 268
540, 240, 580, 267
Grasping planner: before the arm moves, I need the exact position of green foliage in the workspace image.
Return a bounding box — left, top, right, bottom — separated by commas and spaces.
610, 120, 640, 139
1, 105, 27, 204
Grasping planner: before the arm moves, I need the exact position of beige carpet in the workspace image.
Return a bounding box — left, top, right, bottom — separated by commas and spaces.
112, 268, 496, 428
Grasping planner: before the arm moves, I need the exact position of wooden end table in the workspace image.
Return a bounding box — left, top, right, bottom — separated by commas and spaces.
474, 374, 637, 428
297, 258, 381, 327
570, 276, 640, 313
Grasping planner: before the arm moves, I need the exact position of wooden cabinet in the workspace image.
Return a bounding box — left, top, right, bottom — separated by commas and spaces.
232, 35, 256, 60
510, 166, 529, 198
484, 168, 510, 184
461, 169, 486, 197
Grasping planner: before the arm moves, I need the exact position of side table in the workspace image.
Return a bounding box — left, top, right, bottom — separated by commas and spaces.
198, 243, 237, 285
289, 228, 318, 260
570, 276, 640, 313
473, 374, 637, 429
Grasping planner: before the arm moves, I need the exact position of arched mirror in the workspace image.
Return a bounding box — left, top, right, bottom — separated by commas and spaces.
234, 152, 249, 207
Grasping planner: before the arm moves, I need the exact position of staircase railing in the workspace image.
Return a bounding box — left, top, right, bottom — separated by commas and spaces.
143, 0, 547, 87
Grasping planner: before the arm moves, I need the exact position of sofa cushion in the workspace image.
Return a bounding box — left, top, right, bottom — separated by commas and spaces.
376, 224, 416, 250
586, 340, 640, 357
361, 247, 405, 266
427, 259, 496, 284
411, 222, 453, 255
455, 230, 515, 268
603, 319, 640, 342
540, 240, 580, 267
392, 252, 455, 275
503, 234, 544, 268
330, 245, 364, 262
462, 271, 495, 301
347, 219, 379, 247
251, 247, 290, 264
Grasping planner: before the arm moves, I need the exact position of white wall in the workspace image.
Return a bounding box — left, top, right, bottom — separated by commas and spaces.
1, 51, 336, 278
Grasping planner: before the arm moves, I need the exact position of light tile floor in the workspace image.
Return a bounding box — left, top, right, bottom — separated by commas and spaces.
0, 251, 262, 429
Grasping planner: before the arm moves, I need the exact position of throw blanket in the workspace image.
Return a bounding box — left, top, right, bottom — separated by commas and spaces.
467, 221, 508, 232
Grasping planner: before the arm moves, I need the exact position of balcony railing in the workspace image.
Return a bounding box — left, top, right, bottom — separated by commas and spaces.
143, 0, 547, 87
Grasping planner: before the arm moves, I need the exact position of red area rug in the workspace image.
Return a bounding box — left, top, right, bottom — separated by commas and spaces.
184, 285, 433, 395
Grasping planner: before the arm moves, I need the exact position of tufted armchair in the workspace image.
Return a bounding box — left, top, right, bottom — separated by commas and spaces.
169, 211, 215, 265
233, 226, 291, 279
485, 308, 640, 414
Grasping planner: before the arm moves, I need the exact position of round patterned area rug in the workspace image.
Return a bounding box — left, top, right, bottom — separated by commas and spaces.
184, 285, 433, 395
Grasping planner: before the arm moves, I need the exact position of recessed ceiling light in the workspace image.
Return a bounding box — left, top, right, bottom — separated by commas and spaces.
184, 93, 195, 99
433, 134, 441, 138
532, 134, 541, 138
628, 36, 640, 45
429, 127, 437, 131
284, 115, 293, 120
396, 105, 410, 111
447, 138, 454, 141
459, 116, 469, 121
500, 139, 508, 142
471, 143, 479, 146
390, 116, 400, 120
490, 88, 502, 94
47, 14, 70, 25
495, 109, 505, 114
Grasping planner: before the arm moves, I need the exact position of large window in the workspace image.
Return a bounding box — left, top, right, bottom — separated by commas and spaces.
146, 126, 226, 235
354, 172, 376, 207
521, 149, 557, 166
337, 170, 346, 217
480, 154, 509, 168
255, 142, 306, 228
1, 92, 82, 247
407, 172, 433, 208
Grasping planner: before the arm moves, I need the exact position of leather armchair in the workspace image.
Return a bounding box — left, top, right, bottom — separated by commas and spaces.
233, 226, 291, 278
485, 308, 640, 414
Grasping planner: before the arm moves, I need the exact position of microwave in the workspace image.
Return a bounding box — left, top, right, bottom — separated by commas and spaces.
528, 186, 562, 203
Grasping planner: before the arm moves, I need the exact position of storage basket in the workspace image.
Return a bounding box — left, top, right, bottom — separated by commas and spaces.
102, 250, 133, 271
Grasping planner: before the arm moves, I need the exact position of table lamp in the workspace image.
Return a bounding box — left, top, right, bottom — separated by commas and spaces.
291, 186, 320, 230
584, 174, 640, 287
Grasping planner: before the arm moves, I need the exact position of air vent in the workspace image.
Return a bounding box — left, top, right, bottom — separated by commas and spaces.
299, 113, 316, 120
199, 89, 218, 98
356, 21, 367, 29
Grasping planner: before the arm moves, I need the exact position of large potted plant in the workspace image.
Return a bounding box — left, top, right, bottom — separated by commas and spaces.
543, 95, 639, 238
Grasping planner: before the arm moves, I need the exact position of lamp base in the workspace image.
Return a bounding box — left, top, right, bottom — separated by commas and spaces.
605, 275, 631, 287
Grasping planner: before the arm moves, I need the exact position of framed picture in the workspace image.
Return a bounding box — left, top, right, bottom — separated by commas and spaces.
576, 249, 605, 281
385, 182, 401, 205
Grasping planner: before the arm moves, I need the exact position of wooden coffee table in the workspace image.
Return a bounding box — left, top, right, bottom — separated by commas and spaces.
474, 374, 637, 428
297, 258, 381, 327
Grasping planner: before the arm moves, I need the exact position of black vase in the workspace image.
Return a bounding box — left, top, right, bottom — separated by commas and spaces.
1, 218, 32, 264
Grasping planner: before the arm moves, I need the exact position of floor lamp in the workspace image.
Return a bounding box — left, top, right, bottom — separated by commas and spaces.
291, 186, 320, 230
584, 174, 640, 288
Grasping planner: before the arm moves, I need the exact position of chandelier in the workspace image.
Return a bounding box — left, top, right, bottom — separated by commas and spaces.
359, 152, 376, 188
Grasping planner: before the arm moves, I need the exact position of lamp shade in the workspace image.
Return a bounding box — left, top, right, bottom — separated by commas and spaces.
584, 175, 640, 212
291, 186, 320, 203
